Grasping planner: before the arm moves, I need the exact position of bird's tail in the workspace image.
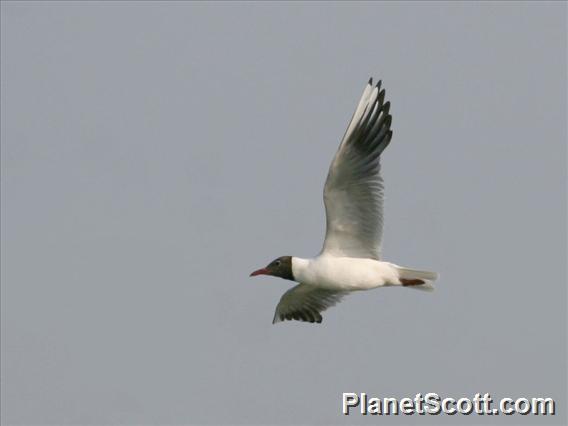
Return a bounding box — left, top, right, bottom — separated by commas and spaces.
396, 266, 439, 292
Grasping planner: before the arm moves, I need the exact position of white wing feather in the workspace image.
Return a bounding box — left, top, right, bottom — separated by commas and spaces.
321, 78, 393, 260
273, 284, 347, 324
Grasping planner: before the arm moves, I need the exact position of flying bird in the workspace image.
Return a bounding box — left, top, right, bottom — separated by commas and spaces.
250, 78, 438, 324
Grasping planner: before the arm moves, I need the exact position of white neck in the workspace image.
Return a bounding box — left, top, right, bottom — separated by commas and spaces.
291, 257, 310, 282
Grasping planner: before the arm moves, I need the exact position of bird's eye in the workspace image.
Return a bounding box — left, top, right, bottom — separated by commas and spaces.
274, 260, 281, 266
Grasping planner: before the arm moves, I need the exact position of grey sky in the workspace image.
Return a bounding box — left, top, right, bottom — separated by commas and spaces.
1, 2, 566, 425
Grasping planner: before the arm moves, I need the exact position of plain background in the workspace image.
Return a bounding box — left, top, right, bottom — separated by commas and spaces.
1, 2, 566, 425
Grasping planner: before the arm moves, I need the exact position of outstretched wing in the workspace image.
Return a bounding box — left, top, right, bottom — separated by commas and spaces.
322, 78, 393, 260
272, 284, 347, 324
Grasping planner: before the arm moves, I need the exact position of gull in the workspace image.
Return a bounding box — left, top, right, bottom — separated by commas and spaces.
250, 78, 438, 324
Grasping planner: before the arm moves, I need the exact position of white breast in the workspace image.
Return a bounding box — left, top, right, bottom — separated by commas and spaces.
292, 255, 399, 291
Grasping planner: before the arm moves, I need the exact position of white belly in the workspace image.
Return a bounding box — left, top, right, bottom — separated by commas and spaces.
292, 256, 399, 291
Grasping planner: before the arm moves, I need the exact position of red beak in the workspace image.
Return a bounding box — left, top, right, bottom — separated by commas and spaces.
250, 268, 270, 277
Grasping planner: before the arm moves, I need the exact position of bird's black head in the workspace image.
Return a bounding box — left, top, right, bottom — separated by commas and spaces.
250, 256, 294, 281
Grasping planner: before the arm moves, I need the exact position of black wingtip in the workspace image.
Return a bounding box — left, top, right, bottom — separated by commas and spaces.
368, 77, 373, 86
376, 79, 382, 90
378, 89, 386, 105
